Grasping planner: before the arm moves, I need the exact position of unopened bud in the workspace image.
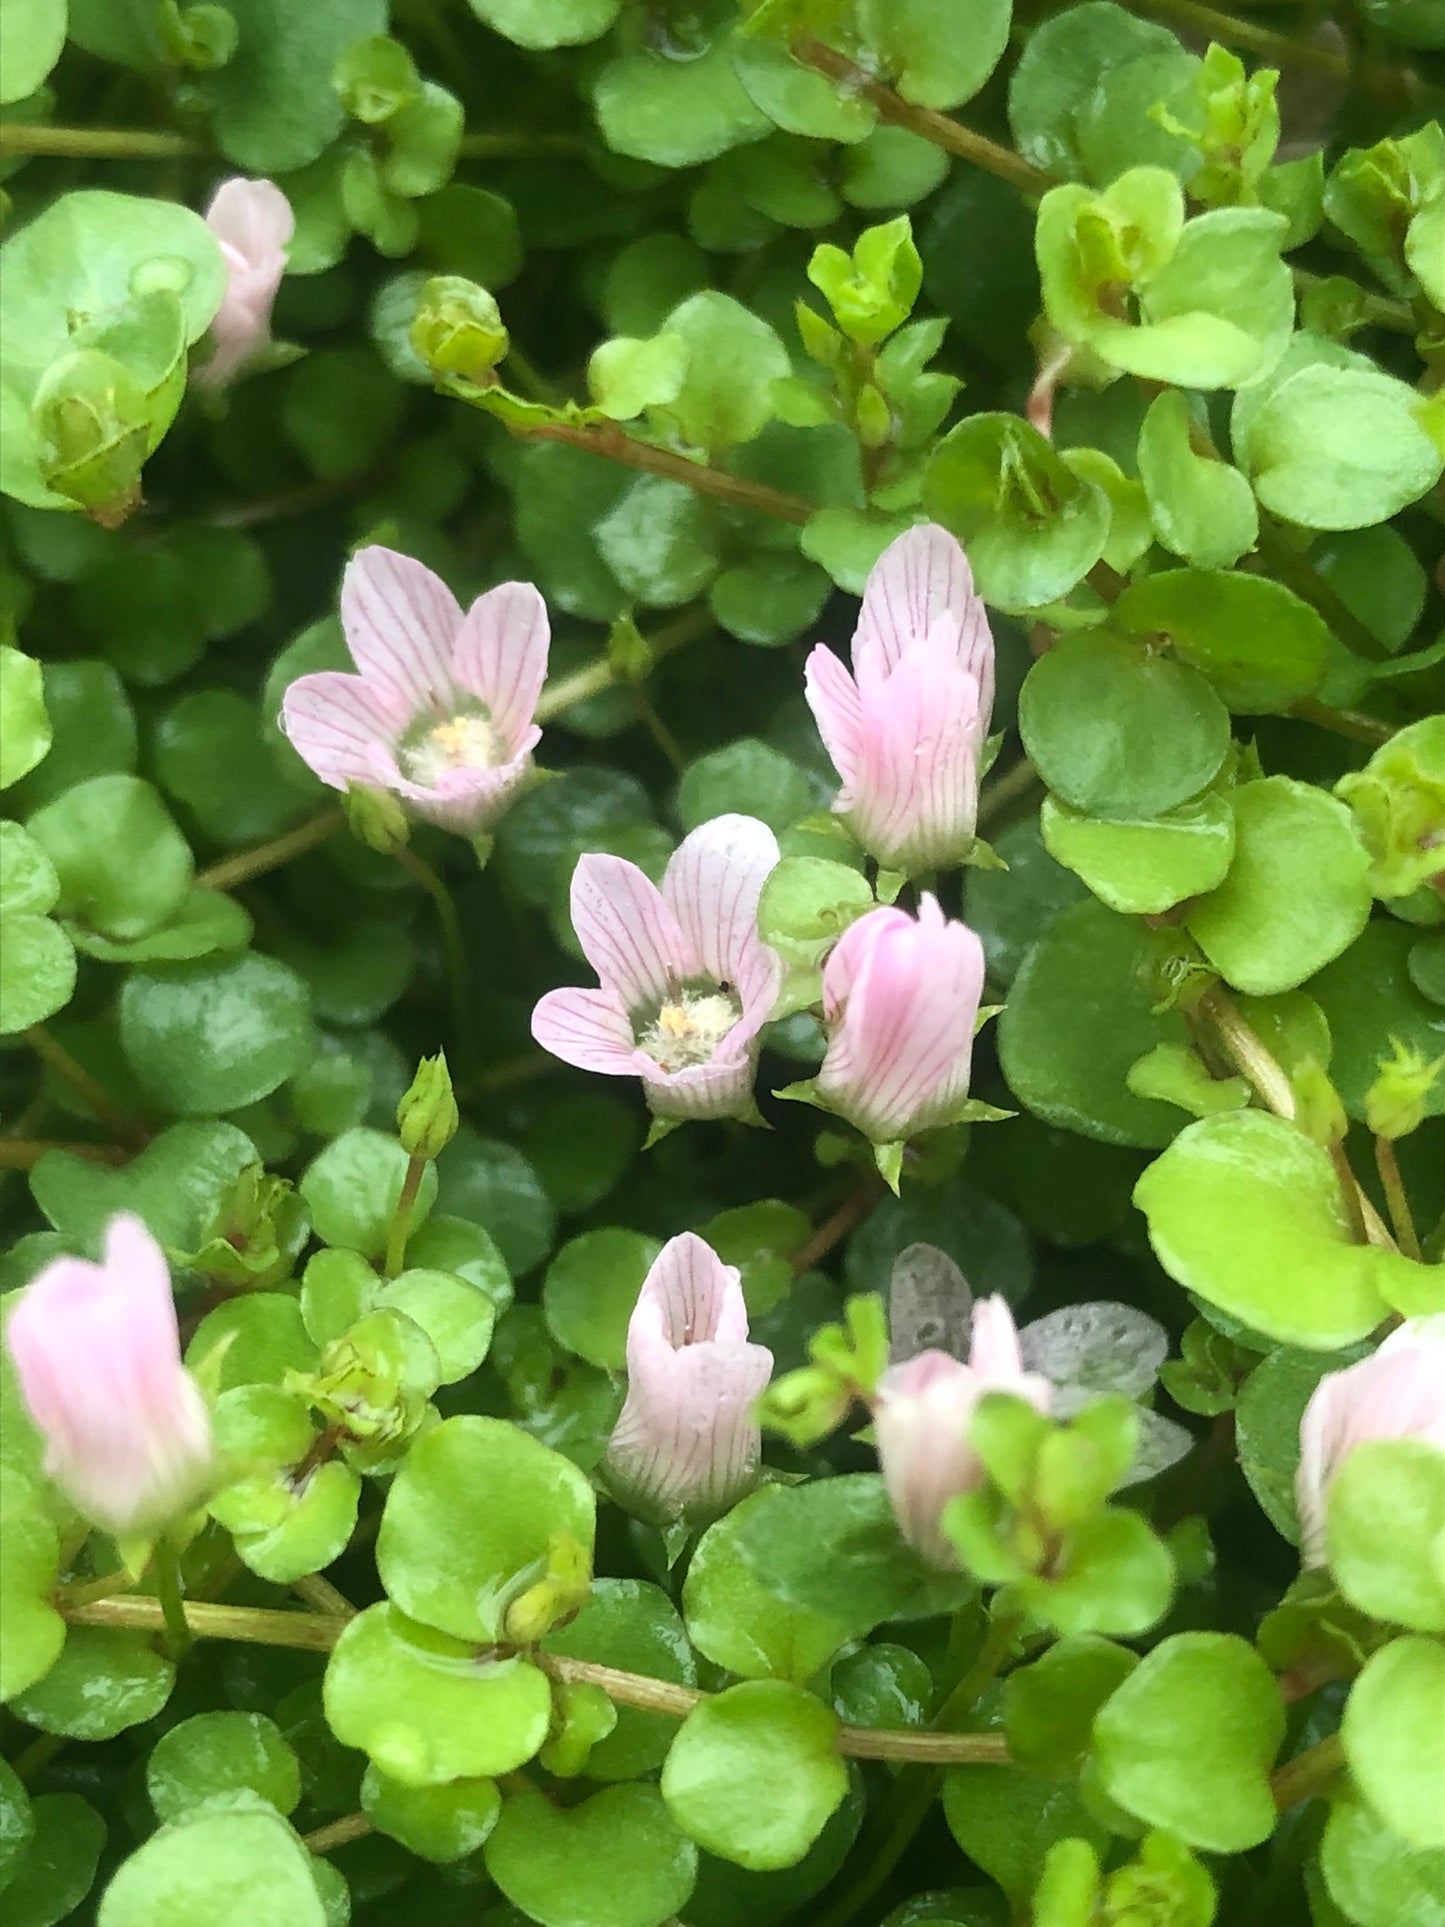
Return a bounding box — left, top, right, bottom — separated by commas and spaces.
334, 33, 421, 124
501, 1531, 592, 1645
31, 348, 150, 527
344, 781, 409, 855
1365, 1039, 1444, 1141
410, 275, 509, 385
396, 1051, 459, 1161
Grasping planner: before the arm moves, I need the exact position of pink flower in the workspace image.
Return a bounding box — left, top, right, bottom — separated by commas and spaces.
604, 1232, 774, 1523
1296, 1318, 1445, 1568
814, 895, 986, 1144
281, 545, 550, 836
875, 1296, 1051, 1566
196, 177, 294, 390
531, 814, 783, 1123
6, 1215, 213, 1537
805, 524, 994, 873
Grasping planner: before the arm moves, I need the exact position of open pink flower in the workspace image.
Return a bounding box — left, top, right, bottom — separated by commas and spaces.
531, 814, 782, 1123
875, 1296, 1050, 1566
282, 545, 550, 836
805, 524, 994, 874
196, 177, 294, 390
6, 1215, 213, 1537
815, 895, 986, 1144
605, 1232, 774, 1523
1296, 1318, 1445, 1568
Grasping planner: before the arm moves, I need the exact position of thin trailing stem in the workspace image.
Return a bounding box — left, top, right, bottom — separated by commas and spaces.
791, 1178, 886, 1277
1376, 1136, 1422, 1260
977, 755, 1042, 835
64, 1596, 347, 1652
513, 419, 812, 526
195, 809, 346, 891
1271, 1730, 1347, 1810
1292, 699, 1395, 747
302, 1812, 374, 1855
384, 1153, 429, 1279
1255, 519, 1389, 665
1123, 0, 1351, 77
0, 1140, 127, 1170
292, 1572, 358, 1619
153, 1540, 194, 1659
24, 1026, 149, 1150
0, 124, 202, 159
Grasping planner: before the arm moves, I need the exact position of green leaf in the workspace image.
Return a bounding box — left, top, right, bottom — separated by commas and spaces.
10, 1626, 173, 1740
731, 37, 876, 145
468, 0, 620, 52
1004, 1635, 1140, 1776
1116, 568, 1330, 713
70, 887, 250, 967
544, 1580, 697, 1781
1322, 1797, 1445, 1927
361, 1764, 500, 1863
209, 1458, 360, 1585
199, 0, 388, 170
27, 774, 193, 943
1020, 634, 1231, 820
1328, 1440, 1445, 1634
0, 647, 50, 789
943, 1761, 1108, 1910
1137, 392, 1259, 571
593, 28, 771, 169
1008, 1, 1182, 178
709, 553, 831, 648
856, 0, 1011, 111
300, 1128, 438, 1261
1093, 1632, 1285, 1852
1235, 1342, 1366, 1545
120, 953, 316, 1115
147, 1713, 301, 1823
659, 291, 791, 450
924, 414, 1111, 611
684, 1486, 854, 1682
98, 1807, 326, 1927
0, 0, 67, 105
1344, 1638, 1445, 1848
1040, 792, 1235, 916
1134, 1109, 1423, 1346
3, 1792, 105, 1927
543, 1229, 661, 1370
677, 739, 813, 835
1240, 364, 1445, 531
662, 1680, 848, 1872
999, 898, 1192, 1148
0, 1469, 64, 1701
595, 475, 721, 608
1185, 778, 1372, 995
0, 1755, 34, 1895
1311, 922, 1445, 1123
0, 914, 76, 1035
154, 690, 304, 849
484, 1782, 698, 1927
324, 1602, 553, 1784
378, 1414, 596, 1643
1015, 1507, 1175, 1638
32, 1119, 259, 1253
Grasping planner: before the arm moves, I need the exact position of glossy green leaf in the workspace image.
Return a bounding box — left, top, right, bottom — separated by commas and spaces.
98, 1807, 325, 1927
0, 1469, 64, 1701
1344, 1638, 1445, 1848
469, 0, 620, 51
0, 647, 50, 789
10, 1626, 173, 1739
684, 1486, 854, 1682
361, 1764, 500, 1862
120, 953, 315, 1115
857, 0, 1011, 111
544, 1580, 697, 1781
943, 1761, 1108, 1911
3, 1792, 105, 1927
486, 1781, 697, 1927
27, 774, 193, 943
1008, 1, 1181, 177
300, 1128, 438, 1261
1040, 792, 1235, 915
147, 1713, 301, 1823
1328, 1440, 1445, 1634
1310, 921, 1445, 1122
1116, 569, 1330, 714
543, 1228, 660, 1370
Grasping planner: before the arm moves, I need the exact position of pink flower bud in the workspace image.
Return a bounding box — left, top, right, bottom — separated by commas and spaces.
874, 1295, 1050, 1566
282, 545, 551, 837
531, 814, 783, 1124
604, 1233, 774, 1523
6, 1215, 214, 1536
1295, 1317, 1445, 1568
816, 895, 986, 1144
805, 524, 994, 874
196, 177, 294, 390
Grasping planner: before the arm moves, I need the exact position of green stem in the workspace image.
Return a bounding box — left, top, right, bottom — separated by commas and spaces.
534, 605, 714, 724
65, 1595, 347, 1652
60, 1569, 134, 1608
1272, 1730, 1347, 1810
459, 132, 587, 159
1376, 1136, 1422, 1261
0, 124, 202, 159
195, 809, 346, 890
790, 1177, 886, 1278
392, 845, 469, 1060
11, 1733, 66, 1785
291, 1572, 357, 1619
977, 756, 1041, 836
384, 1153, 429, 1279
154, 1540, 193, 1659
1122, 0, 1351, 76
0, 1140, 127, 1170
512, 419, 813, 526
1292, 699, 1395, 747
302, 1812, 374, 1855
24, 1026, 149, 1150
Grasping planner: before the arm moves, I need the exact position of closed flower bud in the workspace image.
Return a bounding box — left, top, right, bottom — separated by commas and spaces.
815, 895, 986, 1146
397, 1051, 459, 1160
1295, 1317, 1445, 1568
603, 1233, 773, 1525
874, 1296, 1050, 1567
344, 782, 411, 854
196, 177, 293, 391
6, 1215, 214, 1537
1364, 1039, 1444, 1141
31, 347, 150, 527
411, 275, 510, 384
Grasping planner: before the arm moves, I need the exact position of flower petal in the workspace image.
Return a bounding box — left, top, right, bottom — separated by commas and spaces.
642, 1055, 757, 1123
804, 644, 865, 793
280, 671, 403, 791
662, 814, 780, 990
570, 853, 689, 1015
853, 524, 978, 681
531, 986, 643, 1075
339, 546, 464, 714
632, 1232, 749, 1351
388, 746, 539, 837
453, 581, 551, 753
206, 177, 295, 261
848, 655, 983, 868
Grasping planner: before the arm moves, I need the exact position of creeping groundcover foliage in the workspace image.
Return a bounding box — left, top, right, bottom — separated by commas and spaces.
2, 2, 1445, 1924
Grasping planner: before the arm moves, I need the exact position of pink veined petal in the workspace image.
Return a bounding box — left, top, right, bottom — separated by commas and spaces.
281, 671, 405, 791
849, 655, 982, 868
570, 853, 690, 1015
822, 905, 908, 1023
874, 1349, 985, 1566
531, 986, 642, 1076
804, 645, 865, 794
853, 524, 975, 682
607, 1336, 772, 1520
206, 177, 295, 262
387, 744, 539, 836
969, 1296, 1026, 1380
339, 546, 465, 715
642, 1053, 756, 1122
452, 581, 551, 753
662, 814, 781, 991
630, 1232, 748, 1354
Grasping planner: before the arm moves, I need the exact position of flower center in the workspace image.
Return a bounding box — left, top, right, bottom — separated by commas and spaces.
636, 988, 742, 1074
396, 707, 499, 786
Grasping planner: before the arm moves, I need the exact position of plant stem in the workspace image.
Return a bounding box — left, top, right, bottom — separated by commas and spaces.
384, 1153, 429, 1279
195, 809, 346, 890
61, 1569, 135, 1608
0, 1140, 127, 1170
392, 845, 469, 1059
459, 131, 587, 159
1271, 1730, 1347, 1810
1292, 699, 1395, 747
0, 124, 202, 159
535, 604, 714, 723
977, 755, 1041, 835
1123, 0, 1351, 76
791, 38, 1050, 198
302, 1812, 374, 1855
24, 1027, 149, 1150
1376, 1136, 1422, 1260
154, 1540, 193, 1659
791, 1178, 886, 1277
292, 1572, 358, 1619
514, 419, 812, 526
57, 1595, 1012, 1765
